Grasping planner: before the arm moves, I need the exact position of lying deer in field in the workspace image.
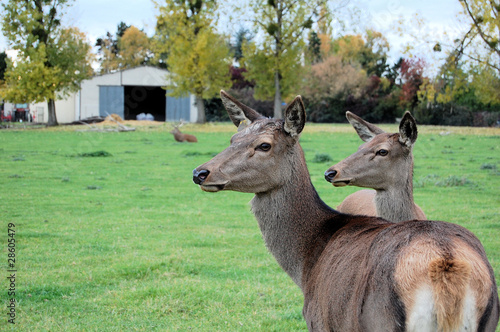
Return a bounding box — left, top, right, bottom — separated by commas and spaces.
324, 111, 425, 222
170, 121, 198, 142
192, 91, 499, 331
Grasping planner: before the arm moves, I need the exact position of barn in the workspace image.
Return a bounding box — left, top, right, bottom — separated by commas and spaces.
29, 66, 198, 123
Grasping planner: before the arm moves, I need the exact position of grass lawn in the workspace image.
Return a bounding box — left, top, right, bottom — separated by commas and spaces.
0, 121, 499, 331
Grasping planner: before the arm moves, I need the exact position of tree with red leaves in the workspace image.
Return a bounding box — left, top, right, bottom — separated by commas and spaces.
230, 66, 255, 90
399, 58, 427, 110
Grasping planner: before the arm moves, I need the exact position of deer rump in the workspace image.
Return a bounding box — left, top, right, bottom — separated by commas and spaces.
303, 215, 496, 331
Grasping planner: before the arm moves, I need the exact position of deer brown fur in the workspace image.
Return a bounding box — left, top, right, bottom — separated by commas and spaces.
192, 91, 499, 331
325, 111, 426, 222
170, 124, 197, 142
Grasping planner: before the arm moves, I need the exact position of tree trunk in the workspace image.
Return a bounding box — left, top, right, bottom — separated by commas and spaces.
274, 71, 282, 119
195, 95, 206, 124
47, 98, 58, 126
273, 1, 283, 119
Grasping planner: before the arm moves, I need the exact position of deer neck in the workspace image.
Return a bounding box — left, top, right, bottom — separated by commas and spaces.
374, 164, 416, 222
173, 131, 183, 141
250, 148, 338, 288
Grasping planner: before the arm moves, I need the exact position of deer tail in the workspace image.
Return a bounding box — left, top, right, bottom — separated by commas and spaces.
428, 257, 472, 332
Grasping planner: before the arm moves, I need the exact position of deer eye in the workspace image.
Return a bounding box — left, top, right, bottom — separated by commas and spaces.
377, 149, 388, 156
257, 143, 272, 152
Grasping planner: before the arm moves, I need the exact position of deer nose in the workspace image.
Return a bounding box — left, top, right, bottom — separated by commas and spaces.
324, 170, 338, 183
193, 169, 210, 185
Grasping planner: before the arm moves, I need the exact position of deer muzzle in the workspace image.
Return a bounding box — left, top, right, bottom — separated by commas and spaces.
324, 168, 351, 187
193, 169, 209, 185
324, 170, 337, 183
192, 168, 227, 192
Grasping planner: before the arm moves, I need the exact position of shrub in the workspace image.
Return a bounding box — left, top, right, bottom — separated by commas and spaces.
480, 163, 497, 170
435, 176, 474, 187
205, 88, 273, 122
312, 153, 333, 163
75, 151, 112, 157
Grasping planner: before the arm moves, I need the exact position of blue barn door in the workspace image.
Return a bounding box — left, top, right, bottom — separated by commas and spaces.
99, 86, 124, 118
166, 92, 191, 122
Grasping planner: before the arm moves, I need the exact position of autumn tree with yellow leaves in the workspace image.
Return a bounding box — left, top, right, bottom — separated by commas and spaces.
153, 0, 231, 123
0, 0, 94, 126
118, 26, 151, 69
239, 0, 334, 119
95, 24, 152, 73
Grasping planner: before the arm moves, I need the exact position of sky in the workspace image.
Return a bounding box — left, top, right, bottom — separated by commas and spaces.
0, 0, 465, 69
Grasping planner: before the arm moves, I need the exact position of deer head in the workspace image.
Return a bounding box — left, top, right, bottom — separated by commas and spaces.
325, 111, 418, 191
193, 90, 306, 194
170, 120, 184, 134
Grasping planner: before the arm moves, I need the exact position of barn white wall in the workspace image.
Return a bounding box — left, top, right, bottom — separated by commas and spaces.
27, 94, 77, 123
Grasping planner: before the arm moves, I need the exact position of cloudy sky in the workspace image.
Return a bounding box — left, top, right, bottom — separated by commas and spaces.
0, 0, 465, 67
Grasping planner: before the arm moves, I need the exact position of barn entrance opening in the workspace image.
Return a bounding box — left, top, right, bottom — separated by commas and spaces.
124, 86, 166, 121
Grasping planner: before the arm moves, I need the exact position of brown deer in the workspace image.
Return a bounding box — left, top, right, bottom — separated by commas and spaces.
193, 91, 499, 331
170, 121, 198, 142
324, 111, 426, 222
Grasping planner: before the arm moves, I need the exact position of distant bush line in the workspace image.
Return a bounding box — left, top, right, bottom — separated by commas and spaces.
204, 89, 499, 127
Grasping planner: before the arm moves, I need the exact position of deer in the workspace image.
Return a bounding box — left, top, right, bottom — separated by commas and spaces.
170, 121, 198, 142
192, 91, 499, 331
324, 111, 426, 222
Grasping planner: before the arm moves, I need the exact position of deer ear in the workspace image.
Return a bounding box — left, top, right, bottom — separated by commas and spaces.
283, 96, 305, 138
346, 111, 385, 142
399, 111, 418, 147
220, 90, 263, 128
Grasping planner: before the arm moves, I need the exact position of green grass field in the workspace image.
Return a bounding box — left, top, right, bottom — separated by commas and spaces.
0, 122, 499, 331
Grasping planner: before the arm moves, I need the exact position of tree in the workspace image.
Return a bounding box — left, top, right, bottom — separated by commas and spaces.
0, 51, 6, 117
397, 1, 499, 91
454, 0, 500, 107
307, 31, 322, 64
239, 0, 333, 119
459, 0, 499, 72
231, 27, 253, 62
331, 30, 390, 77
95, 32, 118, 73
241, 33, 303, 114
0, 51, 7, 81
303, 55, 367, 100
118, 26, 151, 69
1, 0, 93, 126
418, 55, 500, 111
316, 4, 333, 58
399, 58, 427, 110
95, 22, 131, 74
154, 0, 231, 123
301, 55, 369, 122
230, 66, 254, 90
